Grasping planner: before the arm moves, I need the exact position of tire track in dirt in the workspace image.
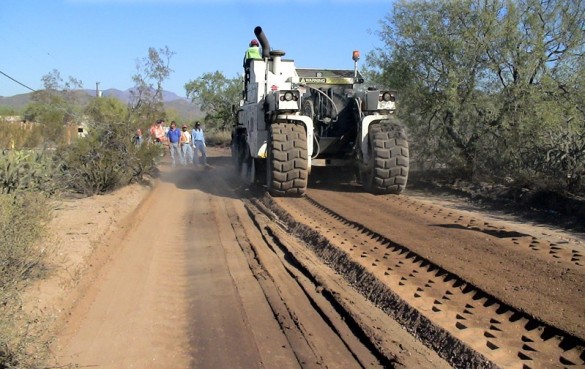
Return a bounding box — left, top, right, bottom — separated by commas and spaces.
227, 198, 380, 368
242, 196, 452, 369
302, 189, 585, 340
264, 192, 585, 369
380, 195, 585, 268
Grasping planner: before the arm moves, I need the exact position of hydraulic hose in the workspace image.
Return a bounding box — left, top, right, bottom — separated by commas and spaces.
312, 133, 321, 159
299, 84, 340, 122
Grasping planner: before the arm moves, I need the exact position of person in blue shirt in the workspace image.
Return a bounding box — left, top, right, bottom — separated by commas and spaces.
166, 121, 182, 167
191, 121, 208, 167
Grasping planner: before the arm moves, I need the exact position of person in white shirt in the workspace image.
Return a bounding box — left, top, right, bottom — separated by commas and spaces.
191, 121, 208, 167
180, 124, 193, 165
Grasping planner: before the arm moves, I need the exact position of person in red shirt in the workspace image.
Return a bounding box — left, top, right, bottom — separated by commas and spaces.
149, 119, 166, 144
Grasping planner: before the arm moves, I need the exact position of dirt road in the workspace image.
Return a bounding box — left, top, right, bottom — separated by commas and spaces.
51, 149, 585, 369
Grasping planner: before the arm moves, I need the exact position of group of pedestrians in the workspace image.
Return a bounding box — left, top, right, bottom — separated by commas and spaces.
147, 119, 208, 168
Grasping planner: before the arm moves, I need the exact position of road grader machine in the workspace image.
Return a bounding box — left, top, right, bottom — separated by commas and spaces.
232, 26, 409, 197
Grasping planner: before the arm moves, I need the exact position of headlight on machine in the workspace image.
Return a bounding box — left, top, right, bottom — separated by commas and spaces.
280, 90, 299, 102
377, 91, 396, 110
277, 90, 300, 110
379, 91, 395, 102
364, 89, 397, 111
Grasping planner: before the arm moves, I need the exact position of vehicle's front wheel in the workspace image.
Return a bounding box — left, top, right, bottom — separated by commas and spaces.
360, 122, 409, 194
267, 123, 308, 197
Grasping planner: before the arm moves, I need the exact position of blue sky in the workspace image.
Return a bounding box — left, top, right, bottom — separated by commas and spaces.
1, 0, 393, 98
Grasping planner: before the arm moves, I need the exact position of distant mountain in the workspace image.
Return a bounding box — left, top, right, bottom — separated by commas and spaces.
0, 88, 201, 120
84, 88, 188, 104
0, 93, 32, 110
165, 99, 203, 121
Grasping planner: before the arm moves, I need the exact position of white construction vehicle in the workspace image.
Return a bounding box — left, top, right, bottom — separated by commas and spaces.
232, 26, 409, 197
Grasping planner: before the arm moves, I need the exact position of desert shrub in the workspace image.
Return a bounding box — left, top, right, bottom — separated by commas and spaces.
517, 128, 585, 193
129, 140, 162, 181
0, 150, 60, 195
56, 121, 159, 195
0, 192, 51, 369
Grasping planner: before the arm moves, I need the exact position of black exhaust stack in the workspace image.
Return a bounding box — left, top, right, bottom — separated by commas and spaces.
254, 26, 271, 59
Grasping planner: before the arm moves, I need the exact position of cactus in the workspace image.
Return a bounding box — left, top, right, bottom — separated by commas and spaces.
0, 150, 58, 195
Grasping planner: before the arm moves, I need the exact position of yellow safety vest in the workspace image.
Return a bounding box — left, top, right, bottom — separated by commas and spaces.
245, 46, 261, 61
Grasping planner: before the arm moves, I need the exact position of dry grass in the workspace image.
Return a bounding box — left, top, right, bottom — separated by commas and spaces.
0, 192, 52, 369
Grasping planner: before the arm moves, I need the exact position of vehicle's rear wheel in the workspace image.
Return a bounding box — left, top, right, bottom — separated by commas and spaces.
360, 122, 409, 194
267, 123, 308, 197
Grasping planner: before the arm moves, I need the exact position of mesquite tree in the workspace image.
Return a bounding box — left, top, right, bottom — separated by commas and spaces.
367, 0, 584, 191
184, 71, 241, 131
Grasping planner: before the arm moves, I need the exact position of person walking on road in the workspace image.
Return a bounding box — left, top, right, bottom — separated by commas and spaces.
191, 121, 208, 167
149, 119, 167, 156
180, 124, 193, 165
149, 119, 166, 144
166, 121, 182, 167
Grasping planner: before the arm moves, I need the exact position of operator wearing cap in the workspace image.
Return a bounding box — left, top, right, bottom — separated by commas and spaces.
243, 39, 262, 99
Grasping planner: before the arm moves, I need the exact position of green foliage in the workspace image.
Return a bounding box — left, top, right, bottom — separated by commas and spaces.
367, 0, 585, 193
0, 192, 51, 369
23, 102, 67, 146
184, 71, 241, 131
85, 96, 128, 125
0, 150, 59, 195
23, 69, 85, 147
0, 106, 21, 116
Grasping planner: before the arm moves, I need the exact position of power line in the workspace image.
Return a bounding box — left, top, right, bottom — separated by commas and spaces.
0, 70, 37, 92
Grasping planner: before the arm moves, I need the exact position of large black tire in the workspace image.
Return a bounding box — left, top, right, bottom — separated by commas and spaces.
360, 123, 409, 194
231, 131, 246, 174
267, 123, 308, 197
